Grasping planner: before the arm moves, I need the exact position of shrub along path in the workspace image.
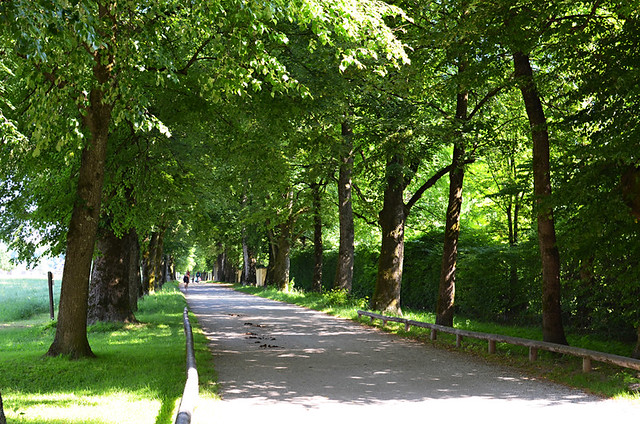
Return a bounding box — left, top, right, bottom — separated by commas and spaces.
185, 282, 637, 423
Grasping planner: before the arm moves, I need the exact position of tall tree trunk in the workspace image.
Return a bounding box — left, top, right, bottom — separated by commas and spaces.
436, 141, 466, 326
334, 121, 355, 291
87, 226, 137, 324
311, 181, 324, 293
142, 232, 159, 294
372, 155, 407, 315
266, 228, 276, 286
513, 51, 568, 345
436, 82, 468, 327
242, 228, 251, 285
153, 230, 165, 290
215, 243, 224, 282
127, 229, 141, 311
47, 82, 112, 358
633, 326, 640, 359
168, 255, 176, 281
272, 222, 292, 290
223, 249, 235, 283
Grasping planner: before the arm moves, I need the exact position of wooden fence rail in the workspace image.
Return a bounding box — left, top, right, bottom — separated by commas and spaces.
356, 310, 640, 373
175, 308, 199, 424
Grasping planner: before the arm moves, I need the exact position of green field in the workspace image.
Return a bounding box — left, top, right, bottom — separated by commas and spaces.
0, 281, 218, 424
0, 278, 61, 323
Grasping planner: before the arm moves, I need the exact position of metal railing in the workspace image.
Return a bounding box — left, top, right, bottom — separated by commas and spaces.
357, 310, 640, 373
175, 307, 199, 424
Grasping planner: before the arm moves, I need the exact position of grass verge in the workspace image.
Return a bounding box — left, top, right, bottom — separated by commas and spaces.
0, 281, 217, 424
234, 284, 640, 400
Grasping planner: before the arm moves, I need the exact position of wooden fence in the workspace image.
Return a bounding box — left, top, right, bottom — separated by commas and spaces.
357, 310, 640, 373
175, 308, 198, 424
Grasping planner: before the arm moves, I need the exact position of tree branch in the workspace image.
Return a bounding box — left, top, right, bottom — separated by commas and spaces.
405, 158, 475, 212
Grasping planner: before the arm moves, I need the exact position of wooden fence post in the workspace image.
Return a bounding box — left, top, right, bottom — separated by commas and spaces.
0, 390, 6, 424
48, 271, 55, 320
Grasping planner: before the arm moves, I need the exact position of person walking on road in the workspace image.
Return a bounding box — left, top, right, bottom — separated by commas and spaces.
183, 271, 190, 290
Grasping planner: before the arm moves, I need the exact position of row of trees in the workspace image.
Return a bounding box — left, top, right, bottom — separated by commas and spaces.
1, 0, 639, 358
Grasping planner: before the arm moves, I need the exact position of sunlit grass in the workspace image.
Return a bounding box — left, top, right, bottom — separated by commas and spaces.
0, 282, 217, 424
233, 283, 640, 401
0, 278, 61, 322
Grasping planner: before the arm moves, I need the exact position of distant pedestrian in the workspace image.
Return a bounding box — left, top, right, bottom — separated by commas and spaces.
183, 273, 190, 290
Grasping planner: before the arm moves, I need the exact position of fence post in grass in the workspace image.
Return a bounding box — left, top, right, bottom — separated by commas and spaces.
0, 390, 6, 424
48, 271, 55, 320
488, 339, 496, 354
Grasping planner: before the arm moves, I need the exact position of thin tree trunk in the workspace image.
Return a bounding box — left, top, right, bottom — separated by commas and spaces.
223, 249, 235, 283
215, 243, 224, 282
272, 222, 292, 290
334, 121, 355, 292
372, 155, 407, 315
87, 226, 137, 324
153, 230, 165, 290
127, 229, 141, 311
47, 81, 112, 358
436, 141, 466, 326
513, 51, 568, 345
143, 232, 159, 294
265, 228, 276, 286
311, 182, 323, 293
242, 228, 250, 285
633, 326, 640, 359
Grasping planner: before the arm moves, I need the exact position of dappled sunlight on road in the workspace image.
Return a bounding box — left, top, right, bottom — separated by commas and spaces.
186, 283, 639, 423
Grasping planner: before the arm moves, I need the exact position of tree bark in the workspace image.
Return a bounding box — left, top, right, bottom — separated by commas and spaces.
272, 221, 292, 290
633, 326, 640, 359
513, 51, 568, 345
153, 230, 165, 290
87, 226, 137, 324
142, 232, 159, 294
621, 166, 640, 219
215, 243, 225, 282
435, 79, 469, 327
265, 229, 276, 286
46, 82, 112, 358
127, 229, 141, 311
333, 121, 355, 292
372, 155, 407, 314
311, 181, 324, 293
241, 228, 257, 285
436, 141, 466, 326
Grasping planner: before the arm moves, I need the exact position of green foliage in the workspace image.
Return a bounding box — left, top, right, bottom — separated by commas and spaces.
0, 282, 217, 424
0, 245, 12, 271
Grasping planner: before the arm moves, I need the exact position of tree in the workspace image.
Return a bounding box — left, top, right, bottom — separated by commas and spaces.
87, 224, 138, 324
1, 0, 408, 358
333, 121, 355, 291
512, 51, 567, 345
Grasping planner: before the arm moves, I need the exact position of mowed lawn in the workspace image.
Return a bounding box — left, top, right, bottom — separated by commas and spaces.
0, 281, 217, 424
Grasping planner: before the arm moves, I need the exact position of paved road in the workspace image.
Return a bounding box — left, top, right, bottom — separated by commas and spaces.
185, 283, 638, 423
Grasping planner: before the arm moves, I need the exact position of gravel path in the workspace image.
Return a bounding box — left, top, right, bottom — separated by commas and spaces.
185, 283, 638, 423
